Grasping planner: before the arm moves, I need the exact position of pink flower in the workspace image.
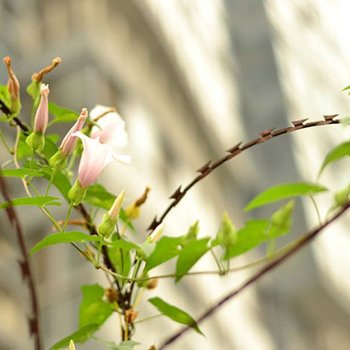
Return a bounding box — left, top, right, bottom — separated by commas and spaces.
75, 132, 130, 189
33, 84, 49, 133
90, 105, 128, 150
60, 108, 88, 156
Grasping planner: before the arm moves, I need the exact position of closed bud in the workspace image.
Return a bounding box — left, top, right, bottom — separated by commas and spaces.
108, 190, 125, 220
25, 131, 45, 152
97, 213, 116, 237
68, 179, 87, 206
69, 340, 76, 350
149, 223, 165, 243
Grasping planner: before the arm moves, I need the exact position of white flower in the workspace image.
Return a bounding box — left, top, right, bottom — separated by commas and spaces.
74, 132, 130, 189
90, 105, 128, 150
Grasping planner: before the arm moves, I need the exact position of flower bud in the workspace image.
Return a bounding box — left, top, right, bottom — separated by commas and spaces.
33, 84, 49, 133
25, 131, 45, 152
68, 179, 87, 206
49, 108, 88, 169
97, 213, 116, 237
97, 190, 125, 236
69, 340, 76, 350
149, 223, 165, 243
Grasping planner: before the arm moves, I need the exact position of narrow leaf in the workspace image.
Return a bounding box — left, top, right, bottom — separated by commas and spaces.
149, 297, 203, 335
0, 168, 44, 178
0, 196, 60, 210
318, 141, 350, 177
245, 182, 327, 211
175, 237, 210, 282
49, 324, 100, 350
30, 231, 101, 255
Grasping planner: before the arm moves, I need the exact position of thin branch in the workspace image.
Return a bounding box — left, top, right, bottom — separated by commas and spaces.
157, 200, 350, 349
0, 99, 30, 133
0, 169, 42, 350
148, 115, 340, 232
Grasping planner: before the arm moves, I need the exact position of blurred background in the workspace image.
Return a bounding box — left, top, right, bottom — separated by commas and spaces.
1, 0, 350, 349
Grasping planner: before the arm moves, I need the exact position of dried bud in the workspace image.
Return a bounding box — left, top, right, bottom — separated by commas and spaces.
125, 186, 151, 219
3, 56, 21, 115
125, 308, 138, 323
105, 287, 119, 303
146, 278, 158, 290
32, 57, 62, 82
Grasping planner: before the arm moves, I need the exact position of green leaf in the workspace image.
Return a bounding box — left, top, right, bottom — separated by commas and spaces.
30, 231, 101, 255
107, 239, 137, 277
342, 84, 350, 95
42, 135, 59, 158
49, 102, 79, 125
0, 85, 11, 109
149, 297, 203, 335
41, 167, 72, 200
85, 184, 115, 209
95, 339, 140, 350
145, 236, 183, 271
223, 219, 269, 260
17, 136, 33, 160
318, 141, 350, 177
216, 212, 237, 248
79, 284, 114, 328
26, 80, 41, 100
245, 182, 328, 211
267, 200, 295, 238
175, 237, 210, 282
49, 324, 100, 350
0, 196, 60, 210
0, 168, 44, 178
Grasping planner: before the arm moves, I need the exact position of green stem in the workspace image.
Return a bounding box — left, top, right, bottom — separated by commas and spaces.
62, 202, 74, 232
210, 248, 224, 274
0, 129, 12, 153
309, 195, 322, 225
45, 169, 57, 196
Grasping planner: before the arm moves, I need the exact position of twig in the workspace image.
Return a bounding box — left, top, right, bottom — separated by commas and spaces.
0, 169, 42, 350
157, 200, 350, 349
148, 115, 340, 232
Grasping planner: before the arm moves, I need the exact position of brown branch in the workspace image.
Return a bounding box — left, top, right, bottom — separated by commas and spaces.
0, 99, 30, 133
148, 115, 340, 232
158, 200, 350, 349
0, 169, 42, 350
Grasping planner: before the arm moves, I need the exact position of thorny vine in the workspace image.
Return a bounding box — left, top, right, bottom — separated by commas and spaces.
148, 115, 340, 232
